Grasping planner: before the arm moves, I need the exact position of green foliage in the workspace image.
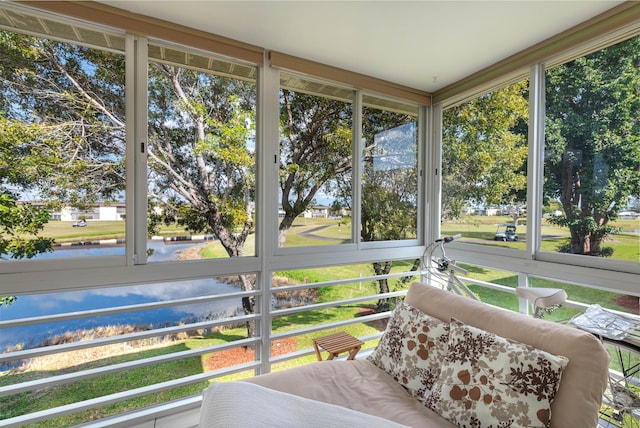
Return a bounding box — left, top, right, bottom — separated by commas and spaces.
0, 193, 54, 259
0, 32, 126, 205
0, 116, 55, 262
0, 32, 127, 301
360, 109, 418, 243
547, 215, 619, 256
361, 171, 417, 241
359, 111, 419, 303
0, 295, 16, 307
2, 28, 259, 262
442, 81, 529, 218
545, 36, 640, 256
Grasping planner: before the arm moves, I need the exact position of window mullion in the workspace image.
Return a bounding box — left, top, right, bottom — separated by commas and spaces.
427, 103, 442, 246
125, 34, 149, 266
352, 90, 363, 246
416, 105, 427, 246
527, 63, 545, 261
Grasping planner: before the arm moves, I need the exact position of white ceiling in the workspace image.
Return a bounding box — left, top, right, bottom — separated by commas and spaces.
99, 1, 624, 93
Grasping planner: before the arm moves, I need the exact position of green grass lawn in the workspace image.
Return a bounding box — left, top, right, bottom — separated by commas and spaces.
280, 217, 352, 247
25, 220, 190, 244
442, 215, 639, 262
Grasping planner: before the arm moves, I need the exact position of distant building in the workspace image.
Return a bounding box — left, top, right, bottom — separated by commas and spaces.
304, 205, 331, 218
21, 201, 126, 221
619, 211, 639, 220
60, 203, 126, 221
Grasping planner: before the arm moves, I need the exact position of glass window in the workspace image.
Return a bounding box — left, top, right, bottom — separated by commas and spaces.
278, 73, 354, 248
441, 79, 529, 250
360, 95, 419, 243
147, 43, 257, 261
544, 36, 639, 264
0, 28, 126, 263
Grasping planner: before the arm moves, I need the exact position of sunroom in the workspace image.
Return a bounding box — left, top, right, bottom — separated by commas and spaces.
0, 1, 638, 427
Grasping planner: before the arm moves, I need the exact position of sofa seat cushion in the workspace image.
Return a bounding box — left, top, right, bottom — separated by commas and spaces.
245, 359, 458, 428
425, 319, 568, 428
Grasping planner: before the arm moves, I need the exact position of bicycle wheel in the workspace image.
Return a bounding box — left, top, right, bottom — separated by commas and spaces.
600, 339, 640, 428
600, 403, 640, 428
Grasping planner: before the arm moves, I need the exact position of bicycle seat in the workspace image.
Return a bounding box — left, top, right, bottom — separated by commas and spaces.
516, 287, 567, 309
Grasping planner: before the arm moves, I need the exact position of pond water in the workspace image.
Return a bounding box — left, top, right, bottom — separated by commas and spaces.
0, 241, 243, 352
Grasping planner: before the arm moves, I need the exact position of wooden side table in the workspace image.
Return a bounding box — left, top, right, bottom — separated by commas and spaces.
312, 331, 363, 361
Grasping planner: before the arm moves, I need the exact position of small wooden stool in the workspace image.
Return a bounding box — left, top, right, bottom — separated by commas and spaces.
312, 331, 363, 361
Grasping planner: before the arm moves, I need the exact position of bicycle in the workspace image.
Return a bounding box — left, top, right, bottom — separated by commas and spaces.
600, 340, 640, 428
422, 234, 566, 317
422, 234, 479, 301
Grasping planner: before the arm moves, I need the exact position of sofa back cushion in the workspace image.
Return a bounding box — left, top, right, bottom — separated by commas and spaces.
405, 282, 609, 428
425, 318, 568, 428
367, 300, 449, 403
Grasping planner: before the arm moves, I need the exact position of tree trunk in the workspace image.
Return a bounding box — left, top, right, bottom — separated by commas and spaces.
400, 258, 422, 284
372, 261, 393, 311
239, 273, 256, 340
278, 213, 296, 247
204, 209, 257, 337
570, 230, 590, 255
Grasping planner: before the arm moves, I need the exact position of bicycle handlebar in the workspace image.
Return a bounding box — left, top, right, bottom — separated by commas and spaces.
436, 234, 462, 244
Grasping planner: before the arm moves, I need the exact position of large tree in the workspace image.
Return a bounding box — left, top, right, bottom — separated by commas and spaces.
278, 90, 352, 246
0, 33, 120, 269
280, 94, 420, 307
545, 36, 640, 256
147, 64, 257, 336
361, 167, 418, 310
442, 81, 529, 219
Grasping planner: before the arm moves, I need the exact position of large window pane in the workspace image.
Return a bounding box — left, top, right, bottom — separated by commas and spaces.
544, 36, 640, 264
441, 80, 529, 249
361, 96, 419, 243
278, 74, 354, 248
147, 43, 257, 261
0, 27, 126, 263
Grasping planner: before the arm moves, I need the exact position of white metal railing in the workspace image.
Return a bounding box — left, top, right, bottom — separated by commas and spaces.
0, 265, 632, 427
0, 268, 417, 427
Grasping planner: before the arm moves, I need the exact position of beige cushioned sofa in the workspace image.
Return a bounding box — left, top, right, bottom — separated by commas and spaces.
201, 282, 610, 427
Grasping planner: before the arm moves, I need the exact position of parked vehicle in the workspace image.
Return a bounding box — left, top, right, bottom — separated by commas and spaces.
72, 220, 87, 227
494, 223, 517, 241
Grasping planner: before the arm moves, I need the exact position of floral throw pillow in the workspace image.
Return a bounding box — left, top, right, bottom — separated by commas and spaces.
367, 300, 449, 402
425, 319, 568, 428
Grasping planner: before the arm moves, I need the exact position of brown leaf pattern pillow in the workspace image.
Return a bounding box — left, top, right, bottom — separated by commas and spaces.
368, 300, 449, 402
425, 319, 569, 428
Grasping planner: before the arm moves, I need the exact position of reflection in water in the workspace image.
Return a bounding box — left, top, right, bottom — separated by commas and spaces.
28, 240, 198, 262
0, 241, 243, 350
